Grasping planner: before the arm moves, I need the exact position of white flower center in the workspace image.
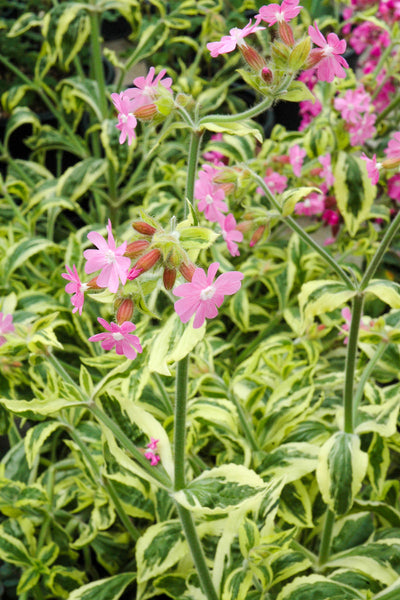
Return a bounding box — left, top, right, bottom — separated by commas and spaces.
120, 114, 128, 123
105, 249, 116, 264
113, 332, 124, 341
205, 194, 214, 205
322, 46, 333, 57
200, 285, 216, 301
80, 283, 89, 293
304, 199, 311, 207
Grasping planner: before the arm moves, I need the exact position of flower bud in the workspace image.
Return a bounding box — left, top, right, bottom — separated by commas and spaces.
382, 157, 400, 169
163, 267, 177, 290
125, 239, 150, 258
134, 248, 161, 273
179, 261, 196, 282
250, 225, 266, 247
87, 276, 101, 289
261, 67, 273, 84
240, 44, 267, 72
278, 21, 295, 47
132, 221, 157, 236
116, 298, 134, 324
134, 104, 158, 120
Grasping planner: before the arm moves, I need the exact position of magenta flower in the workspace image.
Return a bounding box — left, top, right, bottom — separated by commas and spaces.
388, 174, 400, 202
173, 262, 244, 329
385, 132, 400, 161
257, 169, 288, 195
361, 153, 381, 185
83, 220, 131, 294
195, 168, 228, 222
0, 312, 14, 346
308, 22, 348, 82
258, 0, 302, 25
218, 213, 243, 257
144, 438, 160, 466
334, 86, 371, 124
89, 317, 143, 360
62, 264, 88, 315
295, 192, 325, 216
319, 153, 335, 190
111, 92, 137, 146
124, 67, 172, 110
207, 18, 265, 57
289, 144, 307, 177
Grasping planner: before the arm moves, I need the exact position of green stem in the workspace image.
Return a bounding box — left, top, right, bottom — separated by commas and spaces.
185, 130, 204, 216
176, 504, 219, 600
360, 210, 400, 290
353, 341, 387, 426
376, 93, 400, 125
174, 355, 189, 491
65, 424, 140, 541
343, 293, 364, 434
318, 509, 335, 566
154, 373, 174, 416
250, 169, 355, 289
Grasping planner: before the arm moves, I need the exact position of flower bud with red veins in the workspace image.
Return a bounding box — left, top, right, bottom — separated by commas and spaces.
134, 104, 158, 120
163, 267, 177, 290
87, 276, 101, 289
134, 248, 161, 273
382, 157, 400, 169
179, 261, 196, 282
278, 21, 295, 47
125, 239, 150, 258
132, 221, 157, 236
240, 44, 267, 71
116, 298, 134, 324
250, 225, 266, 247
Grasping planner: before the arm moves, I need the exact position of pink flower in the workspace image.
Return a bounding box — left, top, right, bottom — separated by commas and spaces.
258, 0, 302, 25
299, 98, 322, 130
385, 132, 400, 161
319, 153, 335, 190
361, 153, 381, 185
295, 192, 325, 216
257, 169, 288, 195
111, 92, 137, 146
62, 265, 88, 315
308, 22, 348, 82
202, 133, 227, 164
341, 307, 371, 344
218, 213, 243, 257
124, 67, 172, 110
322, 209, 340, 226
173, 262, 244, 329
195, 168, 228, 222
147, 437, 159, 451
289, 144, 307, 176
144, 438, 160, 466
348, 113, 376, 146
84, 220, 131, 294
323, 236, 336, 246
334, 87, 371, 124
207, 18, 265, 57
89, 317, 143, 360
0, 312, 14, 346
388, 174, 400, 202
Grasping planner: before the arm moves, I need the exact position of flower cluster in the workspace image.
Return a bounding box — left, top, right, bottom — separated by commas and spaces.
144, 438, 160, 466
334, 86, 376, 147
0, 312, 14, 347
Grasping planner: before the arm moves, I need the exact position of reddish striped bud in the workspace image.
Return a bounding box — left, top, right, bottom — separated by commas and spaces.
134, 248, 161, 272
382, 157, 400, 169
250, 225, 266, 247
134, 103, 158, 120
163, 267, 177, 290
116, 298, 134, 324
278, 21, 295, 47
179, 261, 196, 282
240, 44, 267, 71
125, 239, 150, 258
87, 276, 101, 289
236, 220, 253, 233
132, 221, 157, 236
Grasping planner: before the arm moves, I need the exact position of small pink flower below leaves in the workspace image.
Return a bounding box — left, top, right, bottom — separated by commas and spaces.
289, 144, 306, 177
84, 220, 131, 294
144, 438, 160, 466
173, 262, 244, 329
218, 213, 243, 257
62, 265, 88, 315
89, 318, 143, 360
385, 132, 400, 161
0, 312, 14, 346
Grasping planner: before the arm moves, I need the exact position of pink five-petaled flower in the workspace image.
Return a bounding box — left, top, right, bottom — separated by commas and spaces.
361, 153, 381, 185
111, 92, 137, 146
144, 438, 160, 466
62, 265, 89, 315
89, 317, 143, 360
124, 67, 173, 110
218, 213, 243, 257
289, 144, 307, 177
295, 192, 325, 216
308, 22, 348, 82
207, 18, 265, 57
84, 219, 131, 294
258, 0, 302, 25
195, 168, 228, 222
173, 262, 244, 329
0, 312, 14, 346
256, 169, 288, 195
385, 131, 400, 161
